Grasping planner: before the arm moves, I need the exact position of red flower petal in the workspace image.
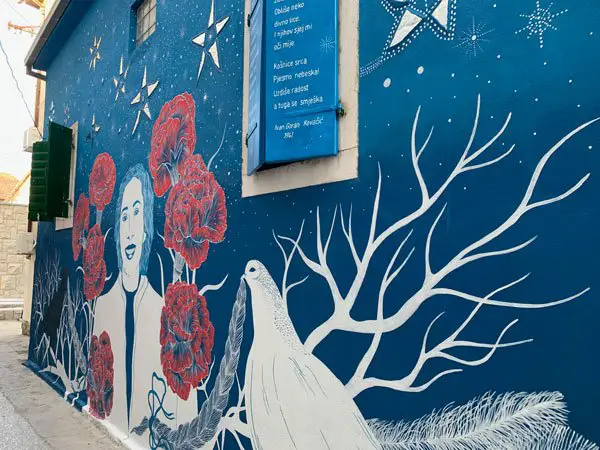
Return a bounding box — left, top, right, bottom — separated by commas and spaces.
163, 172, 227, 270
89, 153, 116, 212
149, 93, 197, 197
159, 283, 214, 399
87, 331, 114, 419
72, 193, 90, 260
181, 154, 207, 185
83, 224, 107, 300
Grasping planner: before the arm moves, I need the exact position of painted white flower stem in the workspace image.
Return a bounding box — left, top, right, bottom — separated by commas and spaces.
199, 274, 229, 296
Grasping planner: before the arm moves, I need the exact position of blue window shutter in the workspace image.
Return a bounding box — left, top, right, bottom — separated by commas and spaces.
246, 0, 265, 175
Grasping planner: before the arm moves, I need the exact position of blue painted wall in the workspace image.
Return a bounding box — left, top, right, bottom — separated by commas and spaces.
28, 0, 600, 448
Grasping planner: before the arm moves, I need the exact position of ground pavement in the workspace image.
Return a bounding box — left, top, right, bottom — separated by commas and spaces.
0, 321, 124, 449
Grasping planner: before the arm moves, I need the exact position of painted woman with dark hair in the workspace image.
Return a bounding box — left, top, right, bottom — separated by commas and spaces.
93, 164, 197, 438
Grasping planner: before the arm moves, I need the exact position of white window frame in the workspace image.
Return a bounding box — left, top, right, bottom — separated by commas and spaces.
241, 0, 359, 197
136, 0, 157, 47
55, 122, 78, 231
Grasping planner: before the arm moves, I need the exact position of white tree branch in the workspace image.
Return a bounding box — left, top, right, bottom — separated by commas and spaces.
431, 286, 590, 309
425, 204, 447, 278
349, 278, 534, 397
273, 223, 309, 305
345, 116, 597, 337
340, 204, 361, 267
346, 231, 414, 394
412, 106, 431, 202
463, 144, 515, 172
281, 97, 598, 393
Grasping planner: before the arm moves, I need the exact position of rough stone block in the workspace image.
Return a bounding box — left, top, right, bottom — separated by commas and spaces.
1, 276, 16, 291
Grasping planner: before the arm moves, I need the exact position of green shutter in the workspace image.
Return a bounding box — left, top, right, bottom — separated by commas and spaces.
28, 122, 73, 222
28, 141, 51, 222
47, 122, 72, 218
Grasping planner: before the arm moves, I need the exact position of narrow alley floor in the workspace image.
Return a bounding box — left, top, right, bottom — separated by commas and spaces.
0, 321, 125, 449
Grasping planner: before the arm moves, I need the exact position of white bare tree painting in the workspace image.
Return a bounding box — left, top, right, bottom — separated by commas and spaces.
31, 249, 61, 368
207, 96, 599, 449
32, 250, 91, 401
40, 277, 91, 397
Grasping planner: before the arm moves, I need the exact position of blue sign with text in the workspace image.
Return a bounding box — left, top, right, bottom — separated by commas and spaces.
254, 0, 338, 169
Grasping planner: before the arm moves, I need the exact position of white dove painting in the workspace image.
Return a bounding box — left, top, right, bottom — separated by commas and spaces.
242, 260, 382, 450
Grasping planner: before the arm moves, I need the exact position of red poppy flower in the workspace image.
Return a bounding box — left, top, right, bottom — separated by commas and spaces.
87, 331, 114, 419
83, 224, 107, 300
149, 93, 197, 197
89, 153, 116, 212
164, 170, 227, 270
159, 282, 214, 400
180, 154, 207, 184
72, 193, 90, 260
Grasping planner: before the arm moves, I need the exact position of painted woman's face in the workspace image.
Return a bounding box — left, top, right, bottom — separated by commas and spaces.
119, 177, 145, 277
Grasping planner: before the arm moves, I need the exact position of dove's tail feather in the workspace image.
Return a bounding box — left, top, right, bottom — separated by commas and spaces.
132, 280, 247, 449
367, 391, 597, 450
529, 426, 598, 450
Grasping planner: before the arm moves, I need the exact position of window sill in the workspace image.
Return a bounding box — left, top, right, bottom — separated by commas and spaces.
55, 217, 73, 231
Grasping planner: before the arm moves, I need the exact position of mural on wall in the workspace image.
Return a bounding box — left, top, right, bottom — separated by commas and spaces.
129, 97, 600, 450
26, 0, 600, 448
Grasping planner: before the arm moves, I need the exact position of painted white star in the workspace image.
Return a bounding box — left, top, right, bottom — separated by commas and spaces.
516, 0, 567, 48
361, 0, 456, 77
320, 36, 336, 53
130, 66, 159, 135
89, 36, 102, 71
113, 55, 128, 102
192, 0, 230, 80
91, 114, 100, 134
455, 17, 493, 57
386, 0, 456, 52
87, 114, 101, 142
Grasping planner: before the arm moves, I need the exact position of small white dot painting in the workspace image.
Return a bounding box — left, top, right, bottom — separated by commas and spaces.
417, 66, 425, 75
383, 78, 391, 88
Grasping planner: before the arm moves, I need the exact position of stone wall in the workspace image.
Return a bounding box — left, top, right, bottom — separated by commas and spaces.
0, 203, 28, 299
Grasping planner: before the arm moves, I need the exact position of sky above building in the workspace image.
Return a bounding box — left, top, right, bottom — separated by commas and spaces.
0, 1, 40, 179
